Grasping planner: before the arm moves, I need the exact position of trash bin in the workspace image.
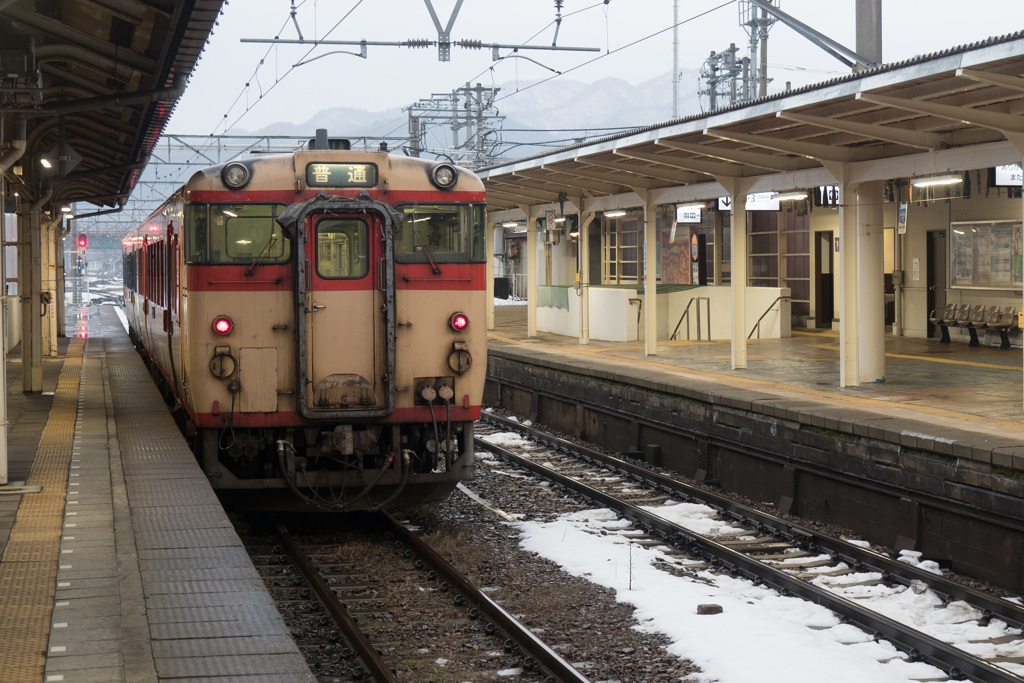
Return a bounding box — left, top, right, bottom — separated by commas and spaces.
493, 277, 510, 300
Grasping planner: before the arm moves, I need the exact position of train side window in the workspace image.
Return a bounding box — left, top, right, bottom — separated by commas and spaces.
185, 204, 208, 262
316, 218, 368, 279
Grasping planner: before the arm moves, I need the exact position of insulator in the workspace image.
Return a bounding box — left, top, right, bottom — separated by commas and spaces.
460, 39, 482, 50
406, 39, 431, 48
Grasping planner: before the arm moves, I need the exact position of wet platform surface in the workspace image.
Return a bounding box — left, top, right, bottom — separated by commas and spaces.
488, 303, 1024, 457
0, 306, 314, 683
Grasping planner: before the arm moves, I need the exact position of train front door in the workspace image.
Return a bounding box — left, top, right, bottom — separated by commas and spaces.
300, 211, 392, 415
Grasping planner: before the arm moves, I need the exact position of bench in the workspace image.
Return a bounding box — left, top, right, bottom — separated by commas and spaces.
928, 303, 1020, 349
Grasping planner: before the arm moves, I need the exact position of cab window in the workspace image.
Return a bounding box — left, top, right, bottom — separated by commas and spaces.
185, 203, 289, 264
394, 203, 485, 264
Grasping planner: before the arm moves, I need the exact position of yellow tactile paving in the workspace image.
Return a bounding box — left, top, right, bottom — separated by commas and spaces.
0, 339, 82, 682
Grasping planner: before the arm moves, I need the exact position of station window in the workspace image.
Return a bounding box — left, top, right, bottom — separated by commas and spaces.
185, 203, 289, 265
602, 213, 641, 285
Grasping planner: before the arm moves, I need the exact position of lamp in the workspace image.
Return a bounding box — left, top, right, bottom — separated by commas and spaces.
676, 203, 705, 211
771, 191, 808, 201
501, 221, 519, 228
911, 173, 962, 188
604, 210, 626, 218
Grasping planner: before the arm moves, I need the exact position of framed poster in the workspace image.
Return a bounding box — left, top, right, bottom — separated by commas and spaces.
950, 220, 1023, 290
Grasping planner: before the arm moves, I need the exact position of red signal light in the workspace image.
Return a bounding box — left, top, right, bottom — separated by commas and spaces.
449, 312, 468, 331
77, 235, 87, 248
212, 316, 233, 335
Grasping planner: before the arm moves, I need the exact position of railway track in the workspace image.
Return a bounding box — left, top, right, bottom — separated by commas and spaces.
477, 412, 1024, 683
237, 512, 590, 682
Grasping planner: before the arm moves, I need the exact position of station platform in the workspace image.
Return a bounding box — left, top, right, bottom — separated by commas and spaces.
0, 306, 314, 683
488, 303, 1024, 464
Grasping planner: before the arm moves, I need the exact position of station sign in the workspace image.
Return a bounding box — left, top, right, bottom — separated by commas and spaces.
995, 164, 1023, 187
718, 192, 779, 212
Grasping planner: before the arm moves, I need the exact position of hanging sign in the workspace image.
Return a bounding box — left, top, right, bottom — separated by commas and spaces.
718, 192, 779, 212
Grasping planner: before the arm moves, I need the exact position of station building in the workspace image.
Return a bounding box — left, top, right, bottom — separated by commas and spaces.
481, 31, 1024, 394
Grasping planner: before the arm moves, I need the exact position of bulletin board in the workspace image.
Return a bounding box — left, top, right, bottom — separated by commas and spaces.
950, 220, 1023, 290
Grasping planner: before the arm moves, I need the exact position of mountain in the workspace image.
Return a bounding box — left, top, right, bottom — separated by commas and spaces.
238, 69, 704, 163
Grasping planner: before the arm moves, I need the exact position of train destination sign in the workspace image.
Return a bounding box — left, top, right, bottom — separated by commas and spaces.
305, 162, 378, 187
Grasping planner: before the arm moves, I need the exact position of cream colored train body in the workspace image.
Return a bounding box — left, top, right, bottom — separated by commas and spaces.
123, 140, 486, 510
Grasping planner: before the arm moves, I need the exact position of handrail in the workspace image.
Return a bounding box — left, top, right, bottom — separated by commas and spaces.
670, 296, 711, 341
748, 295, 791, 339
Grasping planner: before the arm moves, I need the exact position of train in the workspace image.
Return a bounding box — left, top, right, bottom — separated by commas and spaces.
122, 133, 487, 510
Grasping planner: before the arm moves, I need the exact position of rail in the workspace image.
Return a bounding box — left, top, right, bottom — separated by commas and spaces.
670, 296, 711, 341
747, 295, 790, 339
381, 511, 592, 682
271, 520, 398, 682
477, 414, 1024, 683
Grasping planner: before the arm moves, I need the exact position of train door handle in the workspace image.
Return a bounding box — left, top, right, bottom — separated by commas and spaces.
310, 303, 327, 312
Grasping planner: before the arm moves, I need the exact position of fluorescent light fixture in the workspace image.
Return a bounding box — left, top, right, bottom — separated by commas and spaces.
408, 216, 431, 223
40, 158, 52, 169
912, 173, 962, 188
61, 206, 71, 213
771, 191, 808, 201
676, 203, 705, 210
569, 229, 579, 238
236, 239, 252, 245
554, 217, 566, 223
501, 221, 519, 228
604, 210, 627, 218
222, 210, 237, 217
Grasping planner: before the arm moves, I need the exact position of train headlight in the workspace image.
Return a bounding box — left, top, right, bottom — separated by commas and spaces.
449, 312, 469, 331
429, 162, 458, 190
212, 315, 233, 335
221, 162, 251, 190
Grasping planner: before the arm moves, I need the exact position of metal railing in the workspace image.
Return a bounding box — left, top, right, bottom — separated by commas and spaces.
748, 295, 791, 339
670, 296, 711, 341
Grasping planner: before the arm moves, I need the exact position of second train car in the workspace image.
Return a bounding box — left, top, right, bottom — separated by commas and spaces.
123, 133, 487, 510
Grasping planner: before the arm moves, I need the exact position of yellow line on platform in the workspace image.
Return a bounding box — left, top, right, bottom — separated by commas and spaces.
0, 339, 82, 683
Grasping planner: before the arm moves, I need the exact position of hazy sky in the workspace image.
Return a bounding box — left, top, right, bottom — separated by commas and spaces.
166, 0, 1022, 135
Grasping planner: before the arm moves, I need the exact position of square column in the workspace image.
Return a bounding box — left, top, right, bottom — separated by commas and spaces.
856, 180, 886, 383
643, 199, 658, 356
731, 192, 748, 369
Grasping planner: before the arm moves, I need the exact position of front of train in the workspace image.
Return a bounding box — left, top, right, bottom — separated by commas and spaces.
183, 141, 487, 510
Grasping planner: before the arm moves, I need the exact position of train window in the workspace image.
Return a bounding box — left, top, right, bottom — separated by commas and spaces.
316, 218, 368, 279
394, 204, 485, 264
185, 203, 289, 264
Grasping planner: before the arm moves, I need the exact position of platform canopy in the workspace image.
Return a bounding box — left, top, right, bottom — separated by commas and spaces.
1, 0, 226, 211
479, 31, 1024, 210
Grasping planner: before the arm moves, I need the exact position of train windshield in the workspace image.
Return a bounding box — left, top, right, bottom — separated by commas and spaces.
185, 203, 290, 264
394, 204, 485, 264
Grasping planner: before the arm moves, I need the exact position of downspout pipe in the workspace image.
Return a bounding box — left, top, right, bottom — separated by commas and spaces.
0, 116, 27, 173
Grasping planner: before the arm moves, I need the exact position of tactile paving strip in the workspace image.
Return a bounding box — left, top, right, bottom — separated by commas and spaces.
0, 339, 82, 682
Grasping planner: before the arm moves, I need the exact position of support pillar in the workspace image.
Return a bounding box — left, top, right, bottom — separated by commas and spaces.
19, 203, 43, 392
730, 192, 748, 369
485, 218, 496, 330
526, 212, 538, 337
643, 195, 658, 357
578, 210, 595, 345
856, 180, 885, 383
43, 217, 57, 356
837, 172, 860, 387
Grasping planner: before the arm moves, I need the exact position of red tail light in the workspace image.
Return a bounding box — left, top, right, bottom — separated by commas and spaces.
449, 312, 468, 331
212, 316, 233, 335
